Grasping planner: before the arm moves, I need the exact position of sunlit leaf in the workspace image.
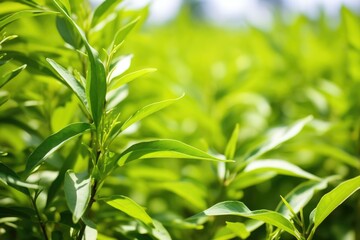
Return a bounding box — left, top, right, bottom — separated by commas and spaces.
109, 68, 157, 90
0, 64, 26, 88
64, 170, 91, 223
276, 177, 336, 219
108, 55, 132, 82
117, 139, 231, 166
112, 17, 140, 47
53, 0, 106, 128
313, 175, 360, 230
242, 159, 320, 180
105, 195, 153, 226
226, 221, 250, 239
25, 122, 91, 175
47, 58, 88, 109
244, 116, 313, 162
189, 201, 298, 238
120, 95, 184, 132
224, 123, 239, 160
91, 0, 124, 27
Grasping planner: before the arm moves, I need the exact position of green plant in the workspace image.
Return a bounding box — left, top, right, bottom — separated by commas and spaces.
1, 1, 360, 240
0, 1, 228, 239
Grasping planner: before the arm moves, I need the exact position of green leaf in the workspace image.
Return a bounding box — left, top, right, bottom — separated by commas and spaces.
226, 221, 250, 239
276, 177, 337, 219
91, 0, 124, 27
0, 91, 9, 106
104, 195, 153, 226
52, 0, 106, 128
244, 116, 313, 162
46, 138, 82, 207
46, 58, 88, 109
190, 201, 298, 238
64, 170, 91, 223
117, 139, 231, 166
0, 206, 35, 219
109, 68, 157, 90
242, 159, 320, 180
313, 175, 360, 230
224, 124, 239, 160
0, 10, 53, 30
108, 55, 133, 82
55, 16, 81, 48
0, 162, 34, 195
120, 95, 184, 132
25, 122, 91, 175
112, 17, 140, 47
0, 64, 26, 88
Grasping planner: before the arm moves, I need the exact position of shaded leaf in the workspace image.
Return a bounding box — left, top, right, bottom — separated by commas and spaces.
64, 170, 91, 223
25, 122, 91, 175
46, 138, 82, 207
0, 162, 34, 195
117, 139, 231, 167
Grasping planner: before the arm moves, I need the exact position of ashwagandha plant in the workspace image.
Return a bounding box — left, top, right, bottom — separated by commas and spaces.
0, 0, 230, 239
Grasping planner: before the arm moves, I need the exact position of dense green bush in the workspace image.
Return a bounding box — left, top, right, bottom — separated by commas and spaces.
1, 1, 360, 239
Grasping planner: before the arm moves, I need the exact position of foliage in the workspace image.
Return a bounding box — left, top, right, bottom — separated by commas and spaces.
0, 1, 360, 239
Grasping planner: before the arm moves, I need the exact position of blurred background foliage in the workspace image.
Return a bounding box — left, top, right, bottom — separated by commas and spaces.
1, 0, 360, 239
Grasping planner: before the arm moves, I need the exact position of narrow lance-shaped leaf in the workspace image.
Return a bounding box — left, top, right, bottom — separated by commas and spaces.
117, 139, 232, 167
0, 10, 54, 30
46, 58, 88, 110
120, 95, 184, 132
244, 115, 313, 163
52, 0, 106, 128
0, 162, 35, 195
0, 91, 9, 106
64, 170, 91, 223
108, 55, 133, 82
230, 159, 320, 190
0, 64, 26, 88
25, 122, 91, 176
276, 176, 339, 219
225, 123, 239, 160
112, 17, 140, 48
188, 201, 299, 238
91, 0, 124, 27
312, 175, 360, 230
109, 68, 157, 90
242, 159, 320, 181
104, 195, 153, 226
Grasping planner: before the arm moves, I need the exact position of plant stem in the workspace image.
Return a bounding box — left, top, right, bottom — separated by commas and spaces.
30, 196, 49, 240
